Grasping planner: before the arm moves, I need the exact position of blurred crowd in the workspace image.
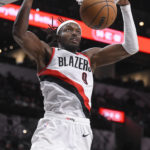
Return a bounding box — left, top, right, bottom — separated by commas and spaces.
98, 77, 150, 93
0, 72, 43, 109
0, 114, 37, 150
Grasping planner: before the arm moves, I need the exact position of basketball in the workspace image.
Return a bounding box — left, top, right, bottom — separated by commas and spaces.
80, 0, 117, 29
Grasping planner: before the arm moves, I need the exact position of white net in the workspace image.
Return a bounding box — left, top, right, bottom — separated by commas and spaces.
75, 0, 83, 5
0, 0, 18, 6
114, 0, 120, 4
75, 0, 120, 5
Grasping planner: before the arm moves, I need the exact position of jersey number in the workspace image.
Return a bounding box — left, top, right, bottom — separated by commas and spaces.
82, 72, 88, 85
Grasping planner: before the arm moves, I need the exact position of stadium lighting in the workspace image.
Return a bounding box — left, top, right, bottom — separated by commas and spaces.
9, 45, 14, 50
4, 47, 7, 51
99, 107, 125, 123
139, 21, 144, 26
36, 8, 40, 12
23, 129, 27, 134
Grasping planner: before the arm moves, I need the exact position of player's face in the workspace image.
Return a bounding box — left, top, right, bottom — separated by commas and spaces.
58, 23, 81, 52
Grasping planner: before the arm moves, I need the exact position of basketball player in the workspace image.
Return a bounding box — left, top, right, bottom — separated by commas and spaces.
12, 0, 138, 149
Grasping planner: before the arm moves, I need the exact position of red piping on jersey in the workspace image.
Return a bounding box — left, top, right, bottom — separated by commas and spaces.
76, 52, 91, 67
38, 69, 91, 111
38, 47, 55, 75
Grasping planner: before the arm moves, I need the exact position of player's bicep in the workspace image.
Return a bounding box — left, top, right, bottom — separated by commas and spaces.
13, 31, 45, 61
93, 44, 130, 67
84, 44, 130, 69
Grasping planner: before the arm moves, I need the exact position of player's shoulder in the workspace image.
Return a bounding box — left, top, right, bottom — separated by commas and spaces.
82, 47, 102, 58
41, 41, 52, 50
41, 40, 53, 56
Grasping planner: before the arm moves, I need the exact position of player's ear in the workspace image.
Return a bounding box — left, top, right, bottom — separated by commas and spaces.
57, 34, 61, 43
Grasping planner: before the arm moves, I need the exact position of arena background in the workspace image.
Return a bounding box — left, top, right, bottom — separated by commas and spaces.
0, 0, 150, 150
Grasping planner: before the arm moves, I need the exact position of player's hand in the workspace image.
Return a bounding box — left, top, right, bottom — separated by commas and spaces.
115, 0, 130, 6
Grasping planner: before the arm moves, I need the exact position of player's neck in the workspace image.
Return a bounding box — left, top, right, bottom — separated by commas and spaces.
58, 44, 77, 54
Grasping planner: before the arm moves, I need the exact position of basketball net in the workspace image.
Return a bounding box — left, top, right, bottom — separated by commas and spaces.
114, 0, 119, 4
75, 0, 83, 5
75, 0, 119, 5
0, 0, 18, 7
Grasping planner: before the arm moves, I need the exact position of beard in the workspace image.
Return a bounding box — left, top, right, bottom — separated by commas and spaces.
59, 40, 80, 53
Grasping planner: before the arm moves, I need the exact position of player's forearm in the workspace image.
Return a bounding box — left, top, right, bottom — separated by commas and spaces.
12, 0, 34, 38
121, 4, 139, 55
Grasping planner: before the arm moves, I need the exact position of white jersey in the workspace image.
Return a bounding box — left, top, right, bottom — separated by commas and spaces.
37, 47, 93, 118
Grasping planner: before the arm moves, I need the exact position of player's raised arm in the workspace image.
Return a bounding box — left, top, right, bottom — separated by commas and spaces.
12, 0, 52, 71
83, 0, 139, 71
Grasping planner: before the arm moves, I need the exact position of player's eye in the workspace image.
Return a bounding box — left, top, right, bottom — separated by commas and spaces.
77, 30, 81, 34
